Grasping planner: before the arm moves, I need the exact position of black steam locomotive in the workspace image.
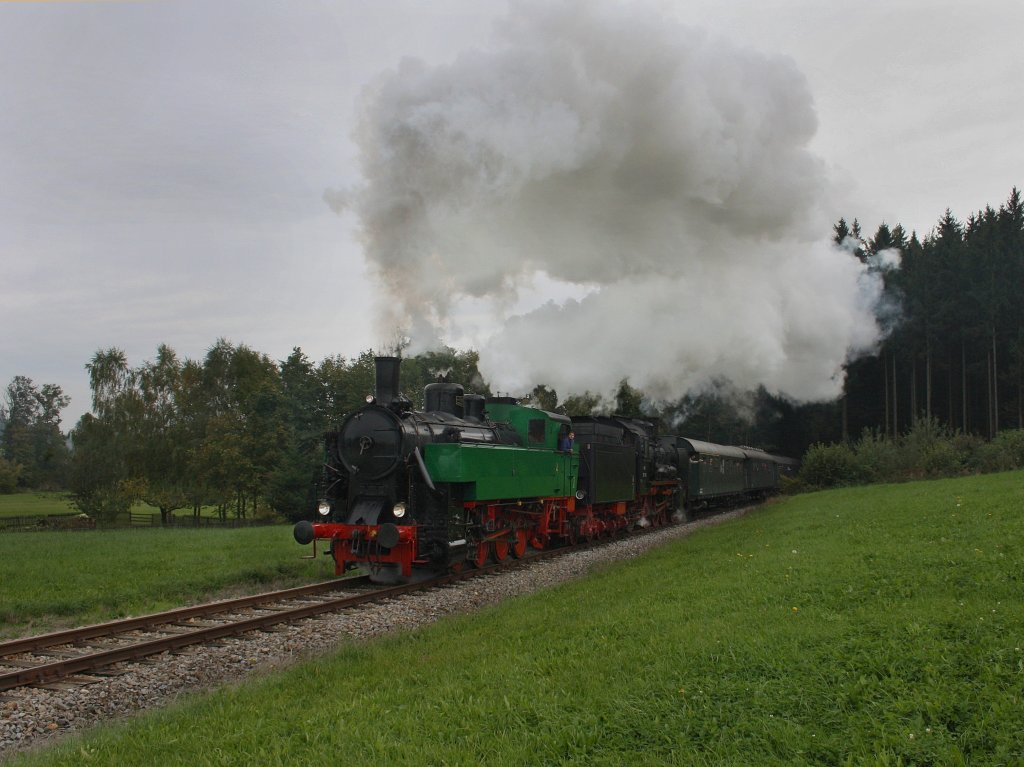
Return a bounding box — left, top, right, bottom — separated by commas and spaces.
294, 357, 795, 582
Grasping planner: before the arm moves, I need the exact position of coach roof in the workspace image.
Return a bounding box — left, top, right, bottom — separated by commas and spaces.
673, 437, 748, 460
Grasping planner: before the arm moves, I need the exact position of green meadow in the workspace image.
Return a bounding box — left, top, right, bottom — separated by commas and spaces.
0, 493, 228, 521
0, 526, 336, 638
7, 470, 1024, 765
0, 493, 76, 519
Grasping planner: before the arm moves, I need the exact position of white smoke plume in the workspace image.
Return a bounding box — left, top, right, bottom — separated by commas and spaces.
871, 247, 903, 271
331, 0, 885, 403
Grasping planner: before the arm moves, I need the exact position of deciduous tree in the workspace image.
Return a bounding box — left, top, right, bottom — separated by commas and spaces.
1, 376, 70, 489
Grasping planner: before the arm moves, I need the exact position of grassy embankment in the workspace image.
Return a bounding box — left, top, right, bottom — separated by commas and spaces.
7, 470, 1024, 765
0, 493, 224, 520
0, 526, 337, 639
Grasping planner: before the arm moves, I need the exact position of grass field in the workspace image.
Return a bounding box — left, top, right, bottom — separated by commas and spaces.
7, 470, 1024, 765
0, 526, 337, 638
0, 492, 238, 523
0, 492, 76, 518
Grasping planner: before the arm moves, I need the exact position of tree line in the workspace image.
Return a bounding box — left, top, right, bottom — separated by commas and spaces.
839, 188, 1024, 441
0, 345, 495, 518
67, 343, 496, 523
2, 188, 1021, 514
1, 341, 824, 518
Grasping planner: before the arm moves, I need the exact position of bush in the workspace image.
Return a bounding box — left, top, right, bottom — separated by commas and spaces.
951, 431, 985, 464
898, 417, 956, 476
778, 474, 806, 495
971, 429, 1024, 472
991, 429, 1024, 467
971, 441, 1011, 473
70, 479, 143, 522
798, 426, 1024, 489
0, 456, 23, 494
922, 440, 963, 477
799, 442, 860, 488
852, 429, 900, 483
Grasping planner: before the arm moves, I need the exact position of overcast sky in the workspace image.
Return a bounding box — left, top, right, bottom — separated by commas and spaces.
2, 0, 1022, 426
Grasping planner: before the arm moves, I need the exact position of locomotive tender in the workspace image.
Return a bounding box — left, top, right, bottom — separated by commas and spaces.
294, 357, 794, 582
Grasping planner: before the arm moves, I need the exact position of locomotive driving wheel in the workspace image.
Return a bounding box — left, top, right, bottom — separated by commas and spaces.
576, 515, 596, 543
566, 521, 578, 546
510, 528, 528, 558
470, 541, 489, 568
493, 539, 509, 562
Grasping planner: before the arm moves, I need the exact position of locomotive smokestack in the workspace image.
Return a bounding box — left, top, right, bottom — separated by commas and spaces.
374, 356, 401, 404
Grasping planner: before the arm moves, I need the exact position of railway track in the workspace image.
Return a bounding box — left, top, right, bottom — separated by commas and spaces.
0, 576, 384, 693
0, 544, 573, 694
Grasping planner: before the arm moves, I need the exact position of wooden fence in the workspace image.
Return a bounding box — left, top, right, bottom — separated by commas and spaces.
0, 514, 95, 532
126, 513, 278, 529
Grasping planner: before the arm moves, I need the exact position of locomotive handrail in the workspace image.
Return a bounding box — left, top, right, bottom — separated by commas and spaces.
412, 446, 437, 491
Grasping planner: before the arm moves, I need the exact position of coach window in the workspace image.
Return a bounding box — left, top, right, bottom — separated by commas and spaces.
528, 419, 546, 444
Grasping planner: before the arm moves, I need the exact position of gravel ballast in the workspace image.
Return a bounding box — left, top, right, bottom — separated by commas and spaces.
0, 509, 751, 760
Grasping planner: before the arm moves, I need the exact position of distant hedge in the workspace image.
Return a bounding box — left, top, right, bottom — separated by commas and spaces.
798, 421, 1024, 489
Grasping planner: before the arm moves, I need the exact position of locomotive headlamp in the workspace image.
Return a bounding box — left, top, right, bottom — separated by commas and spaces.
317, 500, 331, 516
392, 502, 407, 519
365, 394, 376, 404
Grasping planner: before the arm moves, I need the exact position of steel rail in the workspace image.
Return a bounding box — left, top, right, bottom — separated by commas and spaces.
0, 576, 437, 692
0, 576, 372, 658
0, 560, 525, 692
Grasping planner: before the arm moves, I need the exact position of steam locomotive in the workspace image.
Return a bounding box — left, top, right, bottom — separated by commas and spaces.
293, 357, 796, 582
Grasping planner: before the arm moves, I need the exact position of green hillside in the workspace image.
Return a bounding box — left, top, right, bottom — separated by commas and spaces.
10, 471, 1024, 766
